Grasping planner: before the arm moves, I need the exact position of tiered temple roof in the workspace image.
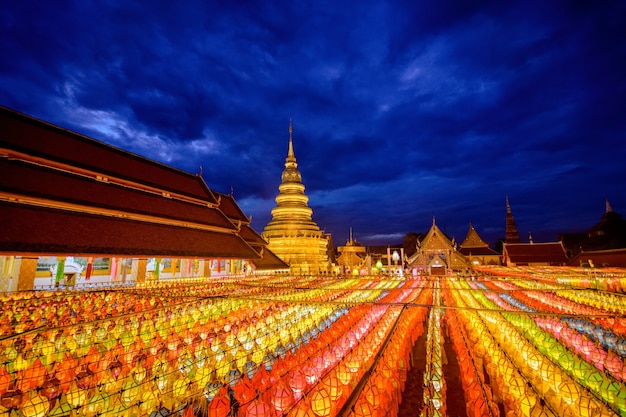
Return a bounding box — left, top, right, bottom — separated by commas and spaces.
0, 106, 260, 260
215, 192, 288, 271
407, 219, 470, 274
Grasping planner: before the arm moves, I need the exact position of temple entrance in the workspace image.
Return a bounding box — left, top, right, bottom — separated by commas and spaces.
430, 265, 446, 275
427, 255, 448, 275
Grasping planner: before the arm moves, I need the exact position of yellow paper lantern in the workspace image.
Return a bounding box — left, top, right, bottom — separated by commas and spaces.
21, 392, 50, 417
310, 387, 332, 417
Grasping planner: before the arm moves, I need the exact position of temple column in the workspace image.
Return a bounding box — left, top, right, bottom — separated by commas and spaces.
17, 257, 38, 291
135, 259, 147, 284
0, 256, 19, 292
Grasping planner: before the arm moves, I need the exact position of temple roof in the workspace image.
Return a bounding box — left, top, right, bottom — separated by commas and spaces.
212, 190, 288, 270
503, 242, 568, 265
214, 191, 251, 223
1, 106, 216, 204
0, 202, 256, 258
569, 248, 626, 268
0, 106, 259, 259
250, 247, 290, 270
460, 223, 490, 248
459, 223, 498, 256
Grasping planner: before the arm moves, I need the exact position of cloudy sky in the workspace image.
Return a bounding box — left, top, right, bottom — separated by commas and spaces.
2, 1, 625, 246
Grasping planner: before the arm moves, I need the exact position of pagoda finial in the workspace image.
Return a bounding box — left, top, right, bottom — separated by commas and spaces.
606, 197, 613, 213
506, 195, 512, 213
349, 226, 353, 243
432, 216, 436, 226
287, 119, 296, 162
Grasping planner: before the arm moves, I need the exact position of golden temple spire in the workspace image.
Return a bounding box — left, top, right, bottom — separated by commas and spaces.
287, 119, 296, 164
262, 120, 330, 274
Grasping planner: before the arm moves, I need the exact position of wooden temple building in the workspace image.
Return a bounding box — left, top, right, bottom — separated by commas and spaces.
336, 228, 369, 274
458, 223, 501, 266
407, 218, 470, 275
0, 106, 285, 291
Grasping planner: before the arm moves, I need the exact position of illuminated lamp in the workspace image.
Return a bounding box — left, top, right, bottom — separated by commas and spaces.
263, 351, 275, 371
20, 391, 50, 417
515, 395, 536, 416
353, 399, 376, 417
598, 379, 622, 407
48, 395, 73, 416
233, 374, 257, 405
208, 387, 231, 417
204, 377, 222, 402
335, 363, 352, 386
363, 382, 380, 408
226, 364, 242, 387
65, 381, 87, 409
556, 380, 580, 405
244, 357, 259, 379
83, 390, 109, 416
121, 380, 141, 406
288, 369, 307, 400
322, 371, 343, 401
271, 382, 294, 415
302, 363, 320, 385
310, 387, 332, 417
139, 390, 158, 413
40, 376, 61, 400
245, 399, 274, 417
431, 389, 444, 410
291, 399, 316, 417
575, 396, 600, 417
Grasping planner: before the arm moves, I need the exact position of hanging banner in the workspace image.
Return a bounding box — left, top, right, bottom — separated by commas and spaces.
85, 257, 93, 280
110, 257, 117, 281
55, 257, 66, 287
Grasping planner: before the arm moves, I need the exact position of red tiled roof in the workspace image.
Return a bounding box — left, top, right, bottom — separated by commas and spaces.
0, 202, 260, 259
251, 247, 289, 270
458, 246, 499, 256
1, 159, 236, 230
0, 106, 264, 260
1, 106, 216, 203
503, 242, 568, 265
238, 224, 268, 246
215, 192, 250, 222
569, 248, 626, 268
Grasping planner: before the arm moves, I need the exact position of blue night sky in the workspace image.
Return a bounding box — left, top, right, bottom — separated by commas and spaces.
2, 1, 625, 246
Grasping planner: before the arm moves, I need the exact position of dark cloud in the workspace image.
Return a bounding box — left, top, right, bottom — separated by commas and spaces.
2, 1, 625, 246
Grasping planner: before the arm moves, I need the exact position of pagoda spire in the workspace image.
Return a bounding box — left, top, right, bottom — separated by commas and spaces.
505, 196, 521, 243
606, 197, 613, 213
286, 119, 296, 164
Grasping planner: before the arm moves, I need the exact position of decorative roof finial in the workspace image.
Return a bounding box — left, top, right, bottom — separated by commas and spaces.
287, 119, 296, 162
606, 197, 613, 213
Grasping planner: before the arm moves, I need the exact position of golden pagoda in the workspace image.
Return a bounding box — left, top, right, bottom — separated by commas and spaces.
261, 121, 330, 274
